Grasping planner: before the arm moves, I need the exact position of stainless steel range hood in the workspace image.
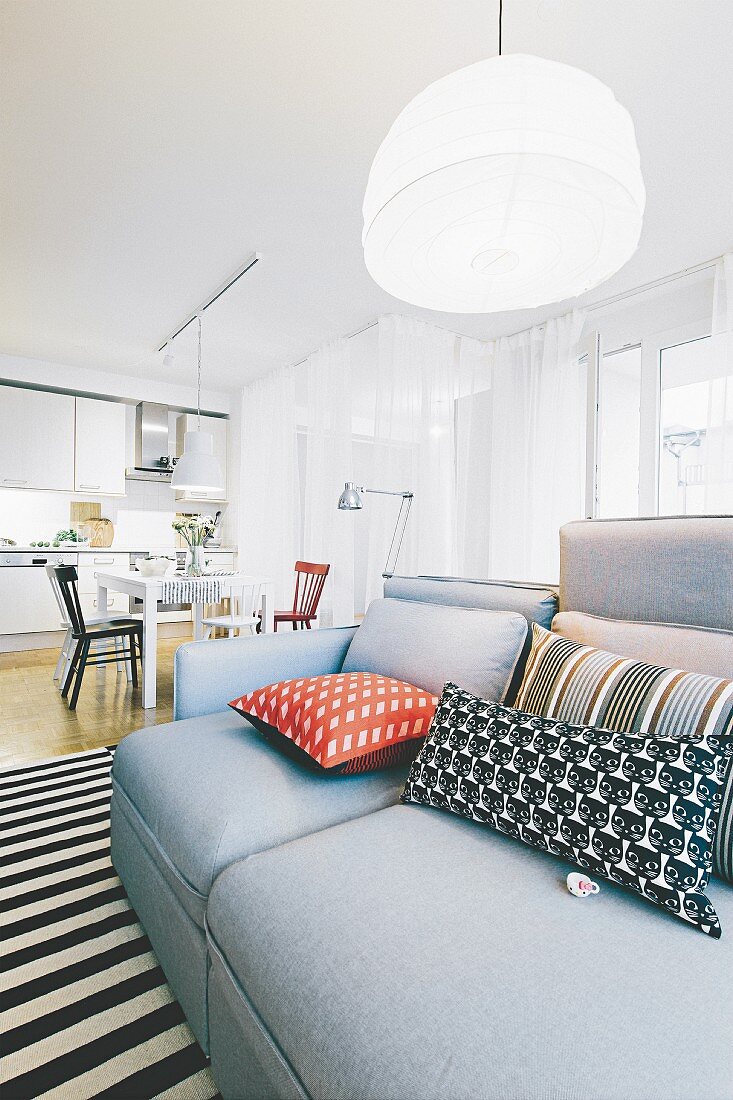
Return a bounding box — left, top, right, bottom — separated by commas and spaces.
125, 402, 177, 483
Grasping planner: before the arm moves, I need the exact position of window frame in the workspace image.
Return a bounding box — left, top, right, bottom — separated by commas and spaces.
592, 316, 714, 518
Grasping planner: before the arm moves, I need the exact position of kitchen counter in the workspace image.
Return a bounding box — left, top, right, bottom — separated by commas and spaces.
82, 545, 238, 553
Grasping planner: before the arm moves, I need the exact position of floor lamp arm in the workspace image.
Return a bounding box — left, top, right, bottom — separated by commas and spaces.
381, 493, 413, 578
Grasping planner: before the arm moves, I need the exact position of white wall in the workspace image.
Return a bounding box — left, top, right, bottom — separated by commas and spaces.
2, 479, 188, 550
590, 273, 714, 351
0, 352, 232, 415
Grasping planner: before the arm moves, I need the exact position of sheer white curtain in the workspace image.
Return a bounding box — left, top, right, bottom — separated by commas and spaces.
302, 340, 355, 627
707, 252, 733, 511
359, 311, 585, 602
455, 335, 494, 577
239, 309, 586, 620
239, 365, 300, 609
363, 315, 460, 606
455, 311, 586, 583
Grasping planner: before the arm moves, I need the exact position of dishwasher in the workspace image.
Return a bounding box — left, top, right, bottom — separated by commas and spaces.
0, 550, 78, 635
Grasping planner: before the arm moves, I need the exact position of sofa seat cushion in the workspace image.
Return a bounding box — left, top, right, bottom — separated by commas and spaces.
111, 710, 408, 929
402, 684, 729, 937
207, 804, 733, 1100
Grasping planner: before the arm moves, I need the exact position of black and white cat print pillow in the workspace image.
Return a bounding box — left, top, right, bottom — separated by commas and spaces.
401, 683, 732, 937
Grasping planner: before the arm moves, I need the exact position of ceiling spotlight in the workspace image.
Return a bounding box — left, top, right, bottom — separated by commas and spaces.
162, 346, 175, 368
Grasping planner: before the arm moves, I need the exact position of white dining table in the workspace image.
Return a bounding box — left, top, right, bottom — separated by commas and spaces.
95, 570, 274, 709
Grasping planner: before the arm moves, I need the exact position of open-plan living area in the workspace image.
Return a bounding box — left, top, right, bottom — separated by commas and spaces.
1, 2, 731, 1098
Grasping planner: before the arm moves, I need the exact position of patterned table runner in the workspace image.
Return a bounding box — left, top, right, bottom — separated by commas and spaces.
160, 573, 236, 603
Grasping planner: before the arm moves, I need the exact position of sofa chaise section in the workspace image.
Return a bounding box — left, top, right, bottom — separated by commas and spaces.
111, 713, 409, 1050
110, 626, 406, 1050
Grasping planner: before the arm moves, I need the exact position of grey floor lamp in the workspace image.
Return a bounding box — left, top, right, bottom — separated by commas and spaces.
337, 482, 414, 578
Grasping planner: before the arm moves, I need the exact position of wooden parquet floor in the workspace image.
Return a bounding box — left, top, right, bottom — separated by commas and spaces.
0, 637, 188, 768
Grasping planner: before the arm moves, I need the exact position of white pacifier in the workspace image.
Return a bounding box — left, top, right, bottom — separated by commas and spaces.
567, 872, 600, 897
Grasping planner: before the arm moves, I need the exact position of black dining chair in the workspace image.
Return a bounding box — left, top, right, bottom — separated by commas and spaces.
53, 564, 143, 710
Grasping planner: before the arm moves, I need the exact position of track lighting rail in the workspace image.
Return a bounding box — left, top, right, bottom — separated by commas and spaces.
158, 252, 261, 351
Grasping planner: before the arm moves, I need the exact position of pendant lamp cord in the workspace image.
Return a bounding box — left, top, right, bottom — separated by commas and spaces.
498, 0, 503, 55
196, 314, 202, 431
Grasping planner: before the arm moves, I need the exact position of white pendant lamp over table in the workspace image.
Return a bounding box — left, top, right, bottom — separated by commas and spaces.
171, 315, 225, 495
362, 2, 645, 313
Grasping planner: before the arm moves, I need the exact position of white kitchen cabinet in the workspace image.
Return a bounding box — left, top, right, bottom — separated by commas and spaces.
203, 551, 235, 569
175, 413, 228, 502
77, 553, 131, 619
76, 553, 130, 593
75, 397, 126, 495
80, 592, 130, 619
0, 386, 75, 491
0, 566, 63, 633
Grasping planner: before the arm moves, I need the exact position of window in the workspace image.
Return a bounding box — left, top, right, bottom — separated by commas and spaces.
659, 336, 733, 514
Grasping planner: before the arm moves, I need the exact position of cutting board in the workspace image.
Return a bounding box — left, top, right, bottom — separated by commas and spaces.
88, 518, 114, 548
70, 501, 101, 525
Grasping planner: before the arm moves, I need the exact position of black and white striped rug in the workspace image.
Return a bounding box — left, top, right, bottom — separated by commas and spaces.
0, 748, 221, 1099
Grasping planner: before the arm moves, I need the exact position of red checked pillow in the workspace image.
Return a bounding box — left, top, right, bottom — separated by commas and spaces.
229, 673, 438, 774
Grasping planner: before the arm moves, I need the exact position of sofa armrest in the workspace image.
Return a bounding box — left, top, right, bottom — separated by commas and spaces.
173, 626, 358, 720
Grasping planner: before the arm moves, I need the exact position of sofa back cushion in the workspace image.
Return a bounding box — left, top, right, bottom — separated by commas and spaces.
342, 598, 527, 702
384, 575, 558, 628
559, 516, 733, 630
383, 577, 558, 705
552, 611, 733, 681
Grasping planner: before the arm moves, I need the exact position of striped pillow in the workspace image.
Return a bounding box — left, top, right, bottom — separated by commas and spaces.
514, 624, 733, 883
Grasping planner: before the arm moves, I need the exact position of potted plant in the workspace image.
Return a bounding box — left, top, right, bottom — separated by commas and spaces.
51, 528, 91, 548
172, 515, 215, 576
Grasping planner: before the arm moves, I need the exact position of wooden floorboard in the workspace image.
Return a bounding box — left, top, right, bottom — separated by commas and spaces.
0, 637, 188, 767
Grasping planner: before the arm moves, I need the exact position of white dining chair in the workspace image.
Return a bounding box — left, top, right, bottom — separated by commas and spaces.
201, 581, 263, 639
46, 565, 134, 688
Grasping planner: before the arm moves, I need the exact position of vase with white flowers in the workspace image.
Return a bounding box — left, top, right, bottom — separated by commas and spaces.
172, 515, 215, 576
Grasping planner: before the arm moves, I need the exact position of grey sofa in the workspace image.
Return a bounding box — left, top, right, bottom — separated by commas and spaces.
111, 517, 733, 1099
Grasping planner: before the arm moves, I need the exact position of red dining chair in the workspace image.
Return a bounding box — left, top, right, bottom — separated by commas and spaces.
273, 561, 330, 631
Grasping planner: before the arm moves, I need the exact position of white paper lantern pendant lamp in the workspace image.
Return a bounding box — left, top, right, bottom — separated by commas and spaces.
362, 3, 645, 313
171, 315, 225, 494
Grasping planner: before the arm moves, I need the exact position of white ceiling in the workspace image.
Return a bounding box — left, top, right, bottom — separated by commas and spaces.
1, 0, 732, 391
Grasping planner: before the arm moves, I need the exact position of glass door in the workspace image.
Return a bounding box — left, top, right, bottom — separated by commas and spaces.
659, 336, 733, 514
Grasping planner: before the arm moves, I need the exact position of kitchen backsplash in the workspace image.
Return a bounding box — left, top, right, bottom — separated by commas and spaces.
0, 482, 232, 549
